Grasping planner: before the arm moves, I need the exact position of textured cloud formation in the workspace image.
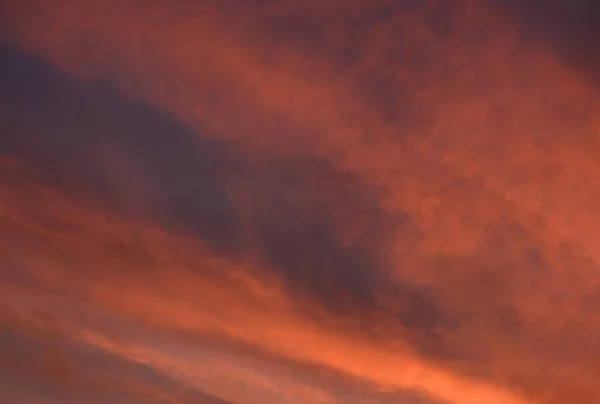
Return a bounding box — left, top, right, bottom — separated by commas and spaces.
1, 0, 600, 403
499, 0, 600, 83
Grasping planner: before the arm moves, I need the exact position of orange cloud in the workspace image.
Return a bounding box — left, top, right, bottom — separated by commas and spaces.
2, 0, 600, 403
0, 148, 523, 404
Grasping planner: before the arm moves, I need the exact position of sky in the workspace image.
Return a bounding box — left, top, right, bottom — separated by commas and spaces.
1, 0, 600, 403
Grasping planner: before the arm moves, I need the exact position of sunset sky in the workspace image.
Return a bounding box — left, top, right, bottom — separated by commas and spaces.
1, 1, 600, 403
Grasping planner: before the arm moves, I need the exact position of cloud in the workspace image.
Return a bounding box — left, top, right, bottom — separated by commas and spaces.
1, 0, 600, 403
0, 304, 240, 404
0, 43, 442, 332
495, 0, 600, 85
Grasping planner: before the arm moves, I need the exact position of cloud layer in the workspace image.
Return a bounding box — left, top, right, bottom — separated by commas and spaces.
1, 0, 600, 403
